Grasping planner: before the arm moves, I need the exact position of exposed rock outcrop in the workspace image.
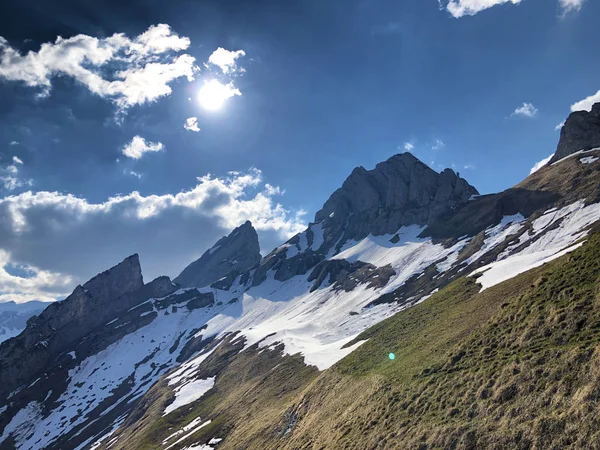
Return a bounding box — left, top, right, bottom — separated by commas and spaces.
549, 103, 600, 164
308, 259, 395, 292
314, 153, 478, 253
175, 221, 261, 288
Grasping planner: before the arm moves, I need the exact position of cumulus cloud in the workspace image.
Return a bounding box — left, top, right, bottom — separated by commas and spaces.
555, 120, 565, 131
184, 117, 200, 132
571, 90, 600, 112
264, 184, 284, 196
403, 142, 414, 151
444, 0, 522, 18
12, 156, 23, 165
0, 251, 72, 303
122, 136, 164, 159
511, 102, 538, 118
207, 48, 246, 74
0, 24, 197, 111
559, 0, 584, 14
0, 169, 306, 299
530, 153, 554, 175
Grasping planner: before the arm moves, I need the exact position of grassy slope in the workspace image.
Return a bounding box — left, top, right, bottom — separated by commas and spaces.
227, 231, 600, 450
106, 336, 318, 450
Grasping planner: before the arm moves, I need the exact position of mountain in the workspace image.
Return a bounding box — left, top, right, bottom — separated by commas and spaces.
174, 220, 261, 289
550, 102, 600, 164
1, 105, 600, 449
313, 153, 478, 254
0, 301, 49, 344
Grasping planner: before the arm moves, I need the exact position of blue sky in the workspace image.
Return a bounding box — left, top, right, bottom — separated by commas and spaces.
0, 0, 597, 302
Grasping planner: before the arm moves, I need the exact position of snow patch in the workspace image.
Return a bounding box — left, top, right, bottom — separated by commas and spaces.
164, 377, 215, 416
551, 148, 600, 166
472, 201, 600, 290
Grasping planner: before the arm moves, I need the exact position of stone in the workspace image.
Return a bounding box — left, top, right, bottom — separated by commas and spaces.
313, 153, 478, 253
549, 103, 600, 164
174, 221, 261, 288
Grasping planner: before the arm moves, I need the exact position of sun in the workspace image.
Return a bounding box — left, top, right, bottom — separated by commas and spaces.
197, 79, 241, 111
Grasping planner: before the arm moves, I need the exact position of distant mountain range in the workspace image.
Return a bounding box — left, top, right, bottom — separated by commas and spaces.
1, 105, 600, 449
0, 301, 50, 345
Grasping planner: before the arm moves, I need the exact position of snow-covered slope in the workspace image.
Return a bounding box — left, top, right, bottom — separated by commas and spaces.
0, 301, 48, 344
1, 145, 600, 450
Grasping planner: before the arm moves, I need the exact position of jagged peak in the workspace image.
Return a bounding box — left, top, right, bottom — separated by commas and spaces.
315, 152, 478, 224
82, 253, 144, 303
550, 102, 600, 164
174, 222, 261, 288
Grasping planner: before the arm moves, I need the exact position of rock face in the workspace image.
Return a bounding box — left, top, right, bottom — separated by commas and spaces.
0, 254, 175, 398
175, 221, 261, 288
550, 103, 600, 164
314, 153, 478, 253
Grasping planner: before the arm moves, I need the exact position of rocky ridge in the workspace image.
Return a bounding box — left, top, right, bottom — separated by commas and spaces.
174, 220, 261, 288
550, 103, 600, 164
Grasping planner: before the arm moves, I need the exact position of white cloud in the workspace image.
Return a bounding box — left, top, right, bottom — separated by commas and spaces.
9, 141, 18, 146
403, 142, 414, 151
207, 48, 246, 74
511, 102, 538, 118
122, 136, 164, 159
264, 184, 284, 196
444, 0, 522, 18
463, 164, 475, 170
559, 0, 584, 14
0, 169, 305, 298
184, 117, 200, 132
1, 159, 32, 191
571, 90, 600, 112
432, 139, 445, 150
529, 153, 554, 175
555, 120, 565, 131
0, 24, 197, 111
0, 176, 32, 191
0, 250, 72, 303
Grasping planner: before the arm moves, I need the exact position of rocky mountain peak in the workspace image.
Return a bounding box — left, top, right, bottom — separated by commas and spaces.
82, 253, 144, 303
0, 254, 177, 398
312, 153, 478, 251
174, 221, 261, 288
315, 152, 476, 224
550, 102, 600, 164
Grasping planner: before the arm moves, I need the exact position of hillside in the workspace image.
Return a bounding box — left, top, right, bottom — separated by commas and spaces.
100, 226, 600, 450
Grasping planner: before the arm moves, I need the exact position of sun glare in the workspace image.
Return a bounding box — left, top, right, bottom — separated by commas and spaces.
197, 79, 241, 111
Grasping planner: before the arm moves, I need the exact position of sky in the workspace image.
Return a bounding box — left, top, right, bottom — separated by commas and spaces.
0, 0, 597, 303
